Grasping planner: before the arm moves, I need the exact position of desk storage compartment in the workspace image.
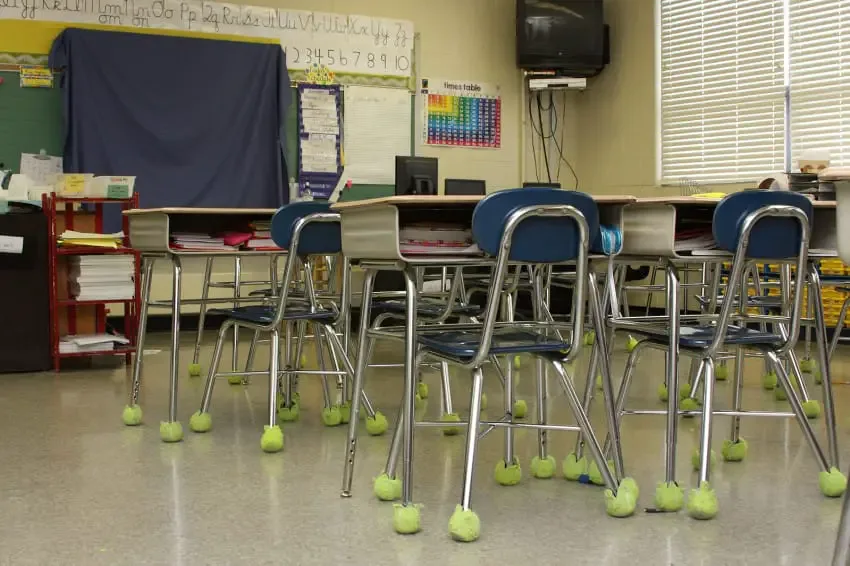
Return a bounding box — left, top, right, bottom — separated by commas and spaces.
620, 203, 714, 258
128, 212, 279, 253
340, 203, 476, 262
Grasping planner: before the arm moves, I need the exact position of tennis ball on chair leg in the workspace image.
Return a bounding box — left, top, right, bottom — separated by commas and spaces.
715, 363, 729, 381
122, 404, 143, 426
762, 371, 778, 390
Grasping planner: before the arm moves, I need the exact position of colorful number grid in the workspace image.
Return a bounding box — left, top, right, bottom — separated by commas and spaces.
426, 94, 501, 148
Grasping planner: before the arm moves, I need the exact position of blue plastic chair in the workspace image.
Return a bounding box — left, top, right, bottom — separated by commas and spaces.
612, 191, 844, 520
188, 202, 387, 452
374, 188, 635, 541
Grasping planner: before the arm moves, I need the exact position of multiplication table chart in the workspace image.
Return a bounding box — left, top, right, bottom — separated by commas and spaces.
421, 78, 501, 149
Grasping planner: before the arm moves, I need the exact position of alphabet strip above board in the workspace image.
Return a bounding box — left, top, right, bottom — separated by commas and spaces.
0, 1, 414, 77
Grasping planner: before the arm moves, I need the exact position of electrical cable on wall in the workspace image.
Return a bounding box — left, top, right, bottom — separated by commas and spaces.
526, 87, 580, 189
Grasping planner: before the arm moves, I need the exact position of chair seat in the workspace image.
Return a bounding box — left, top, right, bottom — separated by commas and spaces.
417, 328, 569, 361
209, 304, 335, 324
639, 324, 783, 349
373, 299, 483, 319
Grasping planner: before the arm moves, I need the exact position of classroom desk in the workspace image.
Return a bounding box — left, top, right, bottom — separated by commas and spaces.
332, 194, 637, 520
122, 207, 286, 442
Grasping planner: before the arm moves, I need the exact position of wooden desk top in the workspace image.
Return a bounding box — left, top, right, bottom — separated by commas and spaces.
331, 194, 638, 210
123, 207, 278, 216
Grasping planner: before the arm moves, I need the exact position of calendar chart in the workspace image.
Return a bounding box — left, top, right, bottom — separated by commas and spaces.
420, 79, 501, 149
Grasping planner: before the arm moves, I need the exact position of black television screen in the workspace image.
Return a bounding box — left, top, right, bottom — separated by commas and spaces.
517, 0, 605, 73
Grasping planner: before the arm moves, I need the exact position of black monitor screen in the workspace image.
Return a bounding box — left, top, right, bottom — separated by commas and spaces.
395, 156, 438, 196
445, 178, 486, 196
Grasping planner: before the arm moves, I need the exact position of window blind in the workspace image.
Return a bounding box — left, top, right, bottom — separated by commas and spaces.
790, 0, 850, 167
660, 0, 786, 184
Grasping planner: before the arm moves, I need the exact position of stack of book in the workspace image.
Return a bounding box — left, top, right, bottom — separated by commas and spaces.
59, 333, 130, 354
245, 220, 281, 250
170, 233, 237, 251
398, 223, 480, 255
68, 255, 135, 300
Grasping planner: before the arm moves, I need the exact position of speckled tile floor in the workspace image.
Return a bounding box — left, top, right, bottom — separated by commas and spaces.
1, 332, 849, 565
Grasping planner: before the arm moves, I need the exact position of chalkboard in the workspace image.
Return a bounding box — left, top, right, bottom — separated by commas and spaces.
0, 70, 64, 173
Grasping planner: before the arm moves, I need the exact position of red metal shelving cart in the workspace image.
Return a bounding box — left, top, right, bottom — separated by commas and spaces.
42, 193, 142, 371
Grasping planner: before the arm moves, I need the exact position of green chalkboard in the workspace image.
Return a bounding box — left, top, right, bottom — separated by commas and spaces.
0, 70, 64, 174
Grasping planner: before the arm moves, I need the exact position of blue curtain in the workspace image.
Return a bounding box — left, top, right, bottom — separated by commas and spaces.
49, 28, 291, 225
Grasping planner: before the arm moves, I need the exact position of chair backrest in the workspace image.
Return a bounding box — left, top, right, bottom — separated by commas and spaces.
270, 201, 341, 255
713, 191, 813, 259
709, 191, 812, 356
471, 188, 599, 263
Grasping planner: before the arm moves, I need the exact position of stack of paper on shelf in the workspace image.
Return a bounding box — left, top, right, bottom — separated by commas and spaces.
59, 230, 124, 248
59, 333, 130, 354
674, 229, 717, 252
68, 256, 135, 300
170, 233, 237, 251
398, 223, 480, 255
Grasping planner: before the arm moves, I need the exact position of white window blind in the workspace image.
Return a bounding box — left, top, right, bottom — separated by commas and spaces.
660, 0, 786, 184
790, 0, 850, 167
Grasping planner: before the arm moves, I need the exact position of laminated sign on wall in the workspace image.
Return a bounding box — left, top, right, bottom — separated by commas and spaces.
297, 84, 341, 199
420, 78, 501, 149
0, 2, 413, 78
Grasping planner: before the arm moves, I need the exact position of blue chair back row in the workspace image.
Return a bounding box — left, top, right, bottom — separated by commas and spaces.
472, 188, 599, 263
270, 201, 341, 255
713, 191, 813, 259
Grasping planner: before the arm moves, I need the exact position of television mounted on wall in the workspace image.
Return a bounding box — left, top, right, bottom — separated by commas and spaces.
517, 0, 609, 77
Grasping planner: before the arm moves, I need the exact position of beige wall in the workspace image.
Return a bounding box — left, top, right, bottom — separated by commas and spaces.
148, 0, 524, 311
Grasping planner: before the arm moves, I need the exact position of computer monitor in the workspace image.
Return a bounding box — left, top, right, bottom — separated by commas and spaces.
395, 156, 438, 195
445, 178, 486, 196
522, 181, 562, 188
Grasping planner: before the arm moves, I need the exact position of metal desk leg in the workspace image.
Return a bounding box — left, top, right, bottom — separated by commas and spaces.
123, 256, 154, 426
393, 267, 421, 534
660, 261, 684, 510
341, 269, 376, 497
160, 255, 184, 443
231, 256, 243, 383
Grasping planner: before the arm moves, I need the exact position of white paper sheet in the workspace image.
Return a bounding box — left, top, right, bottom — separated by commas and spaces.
343, 86, 412, 185
301, 133, 339, 173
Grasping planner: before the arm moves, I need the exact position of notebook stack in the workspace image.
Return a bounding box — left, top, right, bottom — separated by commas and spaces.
68, 255, 135, 300
59, 333, 130, 354
170, 233, 237, 251
398, 223, 481, 255
245, 221, 281, 250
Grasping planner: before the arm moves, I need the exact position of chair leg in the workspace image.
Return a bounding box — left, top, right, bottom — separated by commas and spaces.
123, 257, 153, 426
260, 328, 283, 453
831, 477, 850, 565
687, 357, 718, 520
721, 347, 748, 463
313, 324, 341, 427
447, 367, 485, 542
239, 329, 261, 386
189, 257, 213, 377
550, 359, 635, 518
530, 353, 555, 479
767, 350, 845, 498
323, 327, 385, 434
189, 322, 231, 434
